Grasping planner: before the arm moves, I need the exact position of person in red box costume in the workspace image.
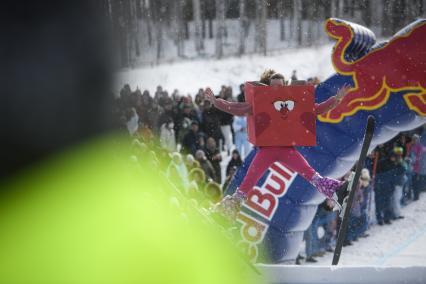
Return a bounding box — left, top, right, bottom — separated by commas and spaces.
205, 69, 350, 221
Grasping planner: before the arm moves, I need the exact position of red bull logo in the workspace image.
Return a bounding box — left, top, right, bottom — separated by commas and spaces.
236, 162, 297, 262
318, 18, 426, 123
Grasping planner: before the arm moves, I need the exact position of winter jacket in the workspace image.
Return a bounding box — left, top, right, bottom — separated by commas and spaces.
160, 124, 176, 152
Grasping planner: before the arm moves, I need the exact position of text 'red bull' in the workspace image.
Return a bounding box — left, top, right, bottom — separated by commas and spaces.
236, 162, 297, 262
318, 18, 426, 123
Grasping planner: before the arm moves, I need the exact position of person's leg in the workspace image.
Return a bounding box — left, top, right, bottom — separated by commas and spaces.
311, 215, 322, 255
354, 216, 363, 239
243, 138, 251, 158
220, 125, 232, 153
346, 216, 355, 242
390, 185, 397, 218
274, 147, 343, 199
393, 185, 403, 217
359, 213, 369, 235
375, 181, 384, 224
421, 174, 426, 192
406, 171, 413, 200
304, 227, 313, 258
235, 133, 243, 155
413, 173, 420, 200
275, 147, 316, 180
237, 147, 276, 194
383, 186, 393, 223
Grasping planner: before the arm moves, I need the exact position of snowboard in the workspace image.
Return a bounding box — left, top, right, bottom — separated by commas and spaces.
332, 115, 375, 265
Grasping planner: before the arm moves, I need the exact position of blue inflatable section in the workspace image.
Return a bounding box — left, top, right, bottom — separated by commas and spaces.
227, 19, 426, 263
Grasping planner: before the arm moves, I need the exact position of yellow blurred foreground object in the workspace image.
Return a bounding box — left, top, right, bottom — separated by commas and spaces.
0, 136, 262, 284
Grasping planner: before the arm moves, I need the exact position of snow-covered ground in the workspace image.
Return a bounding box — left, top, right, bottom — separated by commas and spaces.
115, 43, 334, 97
257, 194, 426, 283
304, 194, 426, 267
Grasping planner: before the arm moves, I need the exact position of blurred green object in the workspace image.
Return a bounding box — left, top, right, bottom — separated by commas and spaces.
0, 136, 261, 284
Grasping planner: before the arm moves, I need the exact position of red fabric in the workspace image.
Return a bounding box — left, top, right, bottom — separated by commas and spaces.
238, 146, 316, 194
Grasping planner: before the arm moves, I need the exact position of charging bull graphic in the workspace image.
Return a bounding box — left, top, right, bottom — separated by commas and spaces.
319, 18, 426, 123
227, 18, 426, 263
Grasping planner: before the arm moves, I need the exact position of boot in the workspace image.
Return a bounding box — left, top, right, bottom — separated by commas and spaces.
212, 190, 247, 223
311, 173, 345, 199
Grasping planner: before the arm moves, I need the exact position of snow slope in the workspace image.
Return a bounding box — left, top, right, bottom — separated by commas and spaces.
256, 195, 426, 283
115, 44, 334, 96
305, 194, 426, 267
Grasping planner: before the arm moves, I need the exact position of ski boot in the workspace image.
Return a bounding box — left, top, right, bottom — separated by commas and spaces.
311, 173, 349, 211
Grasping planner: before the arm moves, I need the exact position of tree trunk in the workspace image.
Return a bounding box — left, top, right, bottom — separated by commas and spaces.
151, 0, 164, 63
338, 0, 344, 18
173, 0, 185, 57
423, 0, 426, 16
215, 0, 226, 58
255, 0, 267, 55
238, 0, 248, 55
382, 0, 393, 36
144, 0, 153, 47
362, 0, 372, 27
111, 0, 130, 67
193, 0, 204, 55
292, 0, 302, 46
331, 0, 336, 17
278, 0, 285, 41
306, 1, 314, 46
130, 0, 140, 58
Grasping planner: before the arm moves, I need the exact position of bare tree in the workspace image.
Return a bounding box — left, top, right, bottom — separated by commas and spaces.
254, 0, 267, 55
338, 0, 344, 18
110, 0, 130, 67
423, 0, 426, 16
331, 0, 337, 17
306, 1, 314, 46
150, 0, 165, 63
238, 0, 249, 55
193, 0, 204, 55
292, 0, 302, 46
129, 0, 140, 58
361, 0, 372, 26
278, 0, 286, 41
215, 0, 226, 58
204, 0, 215, 39
171, 0, 185, 57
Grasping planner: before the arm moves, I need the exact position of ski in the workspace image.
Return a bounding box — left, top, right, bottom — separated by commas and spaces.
332, 115, 375, 265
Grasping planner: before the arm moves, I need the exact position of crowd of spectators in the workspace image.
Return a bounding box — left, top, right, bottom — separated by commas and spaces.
114, 81, 253, 189
114, 76, 426, 265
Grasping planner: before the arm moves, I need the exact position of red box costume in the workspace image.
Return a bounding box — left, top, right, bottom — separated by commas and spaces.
213, 83, 341, 196
244, 82, 317, 146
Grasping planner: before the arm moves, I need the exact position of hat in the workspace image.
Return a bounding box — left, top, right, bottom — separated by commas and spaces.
393, 146, 404, 155
191, 120, 199, 126
360, 168, 371, 181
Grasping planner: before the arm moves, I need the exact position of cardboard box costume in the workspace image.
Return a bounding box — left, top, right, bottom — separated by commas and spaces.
244, 82, 316, 146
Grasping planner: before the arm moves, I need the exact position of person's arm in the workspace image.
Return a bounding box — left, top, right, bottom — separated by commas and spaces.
205, 87, 252, 116
315, 96, 338, 115
315, 84, 350, 115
